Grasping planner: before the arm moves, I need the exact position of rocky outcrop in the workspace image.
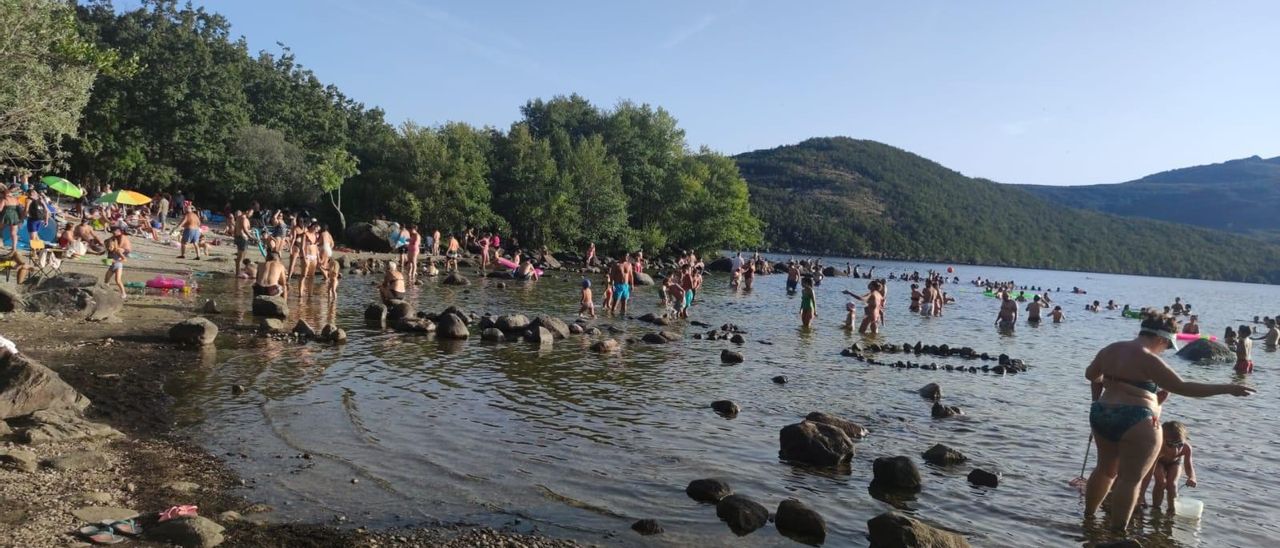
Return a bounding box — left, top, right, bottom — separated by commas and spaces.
686, 478, 732, 503
775, 498, 827, 545
345, 220, 397, 253
169, 317, 219, 346
1176, 339, 1235, 363
251, 295, 288, 319
0, 352, 90, 420
779, 420, 855, 466
805, 411, 869, 439
866, 511, 970, 548
715, 494, 769, 536
435, 313, 470, 340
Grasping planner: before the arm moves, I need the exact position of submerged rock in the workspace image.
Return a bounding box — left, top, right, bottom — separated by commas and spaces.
631, 518, 663, 536
591, 339, 620, 353
918, 382, 942, 400
779, 420, 855, 466
711, 400, 739, 417
871, 456, 921, 491
867, 511, 970, 547
721, 349, 745, 364
968, 468, 1000, 488
775, 498, 827, 545
931, 402, 964, 418
1176, 339, 1235, 363
686, 478, 732, 503
715, 494, 769, 536
922, 443, 967, 465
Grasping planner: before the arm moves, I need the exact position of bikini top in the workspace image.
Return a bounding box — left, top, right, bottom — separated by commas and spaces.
1120, 378, 1159, 394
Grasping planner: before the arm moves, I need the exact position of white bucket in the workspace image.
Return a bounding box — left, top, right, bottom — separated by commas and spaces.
1174, 497, 1204, 520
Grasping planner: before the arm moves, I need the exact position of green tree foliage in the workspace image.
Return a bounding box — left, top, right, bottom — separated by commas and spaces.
738, 137, 1280, 284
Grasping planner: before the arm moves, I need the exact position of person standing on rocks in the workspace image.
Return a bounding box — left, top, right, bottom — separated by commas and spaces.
176, 205, 203, 260
609, 254, 634, 315
254, 251, 288, 299
1084, 313, 1253, 533
585, 242, 597, 267
406, 226, 421, 281
232, 208, 252, 274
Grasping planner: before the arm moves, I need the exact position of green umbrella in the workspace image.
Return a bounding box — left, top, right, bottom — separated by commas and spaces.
41, 176, 83, 199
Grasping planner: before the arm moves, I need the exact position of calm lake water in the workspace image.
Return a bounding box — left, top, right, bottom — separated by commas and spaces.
172, 257, 1276, 547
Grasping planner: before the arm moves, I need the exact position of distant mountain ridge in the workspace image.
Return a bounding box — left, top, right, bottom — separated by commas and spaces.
734, 137, 1280, 284
1020, 155, 1280, 240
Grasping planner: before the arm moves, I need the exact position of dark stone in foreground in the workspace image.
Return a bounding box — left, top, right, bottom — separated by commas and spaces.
872, 456, 921, 491
168, 317, 218, 346
931, 402, 964, 418
922, 443, 967, 465
779, 420, 855, 466
251, 295, 288, 319
364, 303, 387, 327
775, 498, 827, 545
772, 375, 787, 384
919, 382, 942, 400
721, 349, 744, 364
967, 468, 1000, 488
686, 478, 732, 503
630, 518, 663, 536
711, 400, 739, 417
866, 511, 970, 548
715, 494, 768, 536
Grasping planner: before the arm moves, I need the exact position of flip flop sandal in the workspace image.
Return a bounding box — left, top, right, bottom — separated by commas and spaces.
106, 518, 141, 536
76, 525, 123, 545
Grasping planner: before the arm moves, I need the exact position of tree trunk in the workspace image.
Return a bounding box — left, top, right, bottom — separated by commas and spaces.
329, 189, 346, 233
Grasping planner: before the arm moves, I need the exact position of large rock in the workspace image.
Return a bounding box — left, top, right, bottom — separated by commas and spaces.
0, 353, 89, 420
47, 450, 110, 471
931, 402, 964, 419
630, 518, 663, 536
918, 383, 942, 401
866, 511, 970, 548
711, 400, 739, 417
292, 320, 317, 339
805, 411, 869, 439
775, 498, 827, 545
19, 410, 122, 444
591, 339, 620, 353
480, 328, 505, 342
967, 468, 1000, 488
532, 316, 570, 339
686, 478, 732, 503
872, 456, 922, 491
386, 300, 413, 323
251, 295, 288, 319
442, 272, 470, 286
779, 420, 855, 466
145, 515, 226, 548
633, 272, 655, 286
169, 317, 219, 346
495, 314, 531, 333
524, 327, 555, 345
258, 317, 285, 333
85, 286, 123, 322
345, 220, 396, 253
922, 444, 967, 466
641, 333, 669, 344
364, 303, 387, 327
1176, 339, 1235, 363
715, 494, 768, 536
436, 313, 470, 340
0, 448, 37, 472
720, 350, 744, 364
705, 257, 734, 272
0, 286, 24, 313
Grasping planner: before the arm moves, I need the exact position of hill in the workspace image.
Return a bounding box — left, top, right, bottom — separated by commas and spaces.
1020, 155, 1280, 240
734, 137, 1280, 284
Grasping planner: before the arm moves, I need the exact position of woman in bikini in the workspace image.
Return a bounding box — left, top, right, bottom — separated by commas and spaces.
843, 280, 882, 334
299, 224, 320, 295
1084, 313, 1252, 532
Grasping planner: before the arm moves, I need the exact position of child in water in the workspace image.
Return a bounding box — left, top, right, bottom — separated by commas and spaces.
324, 258, 340, 300
237, 259, 255, 279
1051, 306, 1065, 323
1235, 326, 1254, 374
844, 300, 857, 330
799, 276, 817, 328
1140, 421, 1196, 511
578, 277, 596, 319
1223, 327, 1238, 353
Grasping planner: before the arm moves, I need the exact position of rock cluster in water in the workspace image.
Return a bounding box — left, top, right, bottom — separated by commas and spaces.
842, 341, 1028, 375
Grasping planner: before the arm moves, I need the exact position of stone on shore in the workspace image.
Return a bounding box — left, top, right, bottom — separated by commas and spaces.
866, 511, 970, 548
169, 317, 219, 346
968, 468, 1000, 488
344, 220, 396, 253
922, 444, 967, 466
0, 448, 37, 472
85, 286, 124, 322
17, 409, 122, 444
435, 313, 470, 340
686, 478, 732, 503
531, 316, 570, 339
715, 494, 769, 536
443, 272, 470, 286
568, 323, 584, 335
0, 286, 23, 313
496, 314, 531, 333
251, 295, 288, 319
775, 498, 827, 545
47, 450, 110, 471
145, 515, 226, 548
0, 353, 90, 420
872, 456, 922, 491
591, 339, 619, 353
1176, 339, 1235, 363
779, 420, 855, 466
720, 350, 745, 364
805, 411, 869, 439
259, 317, 285, 333
70, 506, 138, 524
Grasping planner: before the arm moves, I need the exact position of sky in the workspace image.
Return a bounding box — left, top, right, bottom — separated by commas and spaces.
120, 0, 1280, 186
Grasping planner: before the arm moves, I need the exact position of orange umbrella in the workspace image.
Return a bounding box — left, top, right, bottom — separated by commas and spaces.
95, 190, 152, 205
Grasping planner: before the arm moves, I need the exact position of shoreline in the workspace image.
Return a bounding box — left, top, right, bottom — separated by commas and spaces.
1, 235, 587, 547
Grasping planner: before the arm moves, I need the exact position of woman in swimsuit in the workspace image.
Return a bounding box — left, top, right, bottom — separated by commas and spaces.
1, 187, 22, 251
1084, 312, 1253, 532
909, 284, 921, 313
1139, 421, 1196, 511
299, 224, 320, 295
799, 276, 817, 328
843, 281, 882, 334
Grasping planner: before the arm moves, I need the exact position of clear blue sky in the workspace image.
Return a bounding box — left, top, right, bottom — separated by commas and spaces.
121, 0, 1280, 186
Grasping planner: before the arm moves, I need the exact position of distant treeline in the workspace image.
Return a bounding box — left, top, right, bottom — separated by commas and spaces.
56, 1, 761, 255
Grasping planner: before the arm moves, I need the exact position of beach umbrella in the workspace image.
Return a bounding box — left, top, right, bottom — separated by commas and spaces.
95, 190, 152, 206
41, 176, 83, 198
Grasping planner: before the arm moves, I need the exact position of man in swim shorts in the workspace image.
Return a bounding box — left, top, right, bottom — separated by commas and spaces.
254, 251, 288, 299
233, 208, 252, 274
609, 254, 634, 315
995, 292, 1018, 330
177, 206, 203, 260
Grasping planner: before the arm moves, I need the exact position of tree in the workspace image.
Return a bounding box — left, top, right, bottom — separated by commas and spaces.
309, 147, 359, 232
0, 0, 124, 170
228, 125, 308, 203
563, 135, 631, 253
491, 124, 579, 249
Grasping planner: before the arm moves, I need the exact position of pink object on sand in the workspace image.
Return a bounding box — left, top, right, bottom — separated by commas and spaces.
158, 505, 198, 522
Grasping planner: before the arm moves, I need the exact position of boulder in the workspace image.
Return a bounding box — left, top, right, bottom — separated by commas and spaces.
871, 456, 921, 491
729, 334, 746, 344
918, 382, 942, 401
658, 330, 682, 342
47, 450, 110, 471
1176, 339, 1235, 363
251, 295, 288, 319
495, 314, 531, 333
537, 252, 562, 270
641, 333, 668, 344
866, 511, 970, 548
481, 328, 505, 342
364, 303, 387, 327
436, 313, 470, 340
0, 448, 37, 472
344, 220, 396, 253
85, 286, 124, 322
685, 478, 732, 503
720, 350, 745, 364
715, 494, 769, 536
931, 402, 964, 418
16, 410, 122, 444
805, 411, 869, 439
967, 468, 1000, 488
705, 257, 734, 272
259, 317, 285, 333
70, 506, 138, 524
145, 515, 226, 548
775, 498, 827, 545
591, 339, 619, 353
392, 318, 435, 334
630, 519, 663, 536
922, 443, 967, 465
772, 375, 788, 384
778, 420, 855, 466
442, 272, 470, 286
387, 300, 414, 323
710, 400, 739, 417
531, 316, 570, 339
0, 353, 89, 420
634, 272, 655, 286
169, 317, 219, 346
568, 323, 584, 335
524, 327, 555, 345
0, 286, 24, 313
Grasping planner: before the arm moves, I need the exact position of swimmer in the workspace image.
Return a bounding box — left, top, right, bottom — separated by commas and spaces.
1026, 295, 1046, 323
799, 276, 817, 328
1051, 306, 1065, 323
995, 292, 1018, 330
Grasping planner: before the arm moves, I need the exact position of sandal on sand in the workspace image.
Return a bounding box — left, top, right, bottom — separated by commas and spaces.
76, 524, 123, 545
106, 518, 141, 536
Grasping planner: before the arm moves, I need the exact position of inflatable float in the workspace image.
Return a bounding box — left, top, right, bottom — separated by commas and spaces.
1176, 333, 1217, 342
496, 257, 543, 276
982, 290, 1035, 300
145, 275, 186, 290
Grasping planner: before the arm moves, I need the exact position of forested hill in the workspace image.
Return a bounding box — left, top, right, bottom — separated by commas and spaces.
1020, 155, 1280, 241
735, 137, 1280, 284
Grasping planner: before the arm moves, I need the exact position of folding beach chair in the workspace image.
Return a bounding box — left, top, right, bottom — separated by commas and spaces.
28, 239, 63, 279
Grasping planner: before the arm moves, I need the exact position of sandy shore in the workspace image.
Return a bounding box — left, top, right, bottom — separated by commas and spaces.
2, 233, 586, 547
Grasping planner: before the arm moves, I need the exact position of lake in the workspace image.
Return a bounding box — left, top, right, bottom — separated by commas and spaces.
172, 257, 1276, 547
